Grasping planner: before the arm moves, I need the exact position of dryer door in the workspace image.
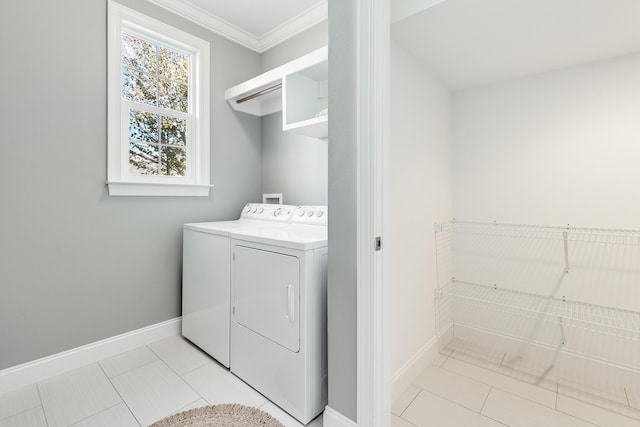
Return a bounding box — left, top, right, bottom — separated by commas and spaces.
233, 245, 300, 352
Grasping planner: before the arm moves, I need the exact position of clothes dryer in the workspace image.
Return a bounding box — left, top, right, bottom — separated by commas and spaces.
182, 204, 295, 367
230, 206, 328, 424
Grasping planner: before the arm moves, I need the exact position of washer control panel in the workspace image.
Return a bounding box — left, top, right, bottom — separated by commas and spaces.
292, 206, 328, 226
241, 204, 296, 222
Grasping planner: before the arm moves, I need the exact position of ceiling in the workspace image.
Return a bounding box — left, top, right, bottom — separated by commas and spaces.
147, 0, 327, 53
391, 0, 640, 90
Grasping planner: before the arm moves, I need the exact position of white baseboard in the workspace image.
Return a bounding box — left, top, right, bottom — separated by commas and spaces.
323, 406, 357, 427
0, 317, 181, 395
390, 334, 441, 404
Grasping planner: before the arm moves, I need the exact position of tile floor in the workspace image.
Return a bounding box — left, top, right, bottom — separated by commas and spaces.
0, 336, 323, 427
4, 335, 638, 427
392, 346, 640, 427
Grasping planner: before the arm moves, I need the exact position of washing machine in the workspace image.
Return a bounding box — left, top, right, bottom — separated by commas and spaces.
181, 203, 296, 367
230, 205, 328, 424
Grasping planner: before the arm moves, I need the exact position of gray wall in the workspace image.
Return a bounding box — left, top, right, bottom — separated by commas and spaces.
261, 112, 328, 206
327, 0, 358, 421
261, 21, 328, 72
0, 0, 262, 370
259, 23, 329, 207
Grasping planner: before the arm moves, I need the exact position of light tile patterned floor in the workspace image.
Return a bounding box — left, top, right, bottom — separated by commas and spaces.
0, 336, 323, 427
392, 351, 640, 427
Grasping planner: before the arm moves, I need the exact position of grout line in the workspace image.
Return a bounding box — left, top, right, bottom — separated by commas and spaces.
500, 352, 507, 366
97, 361, 142, 427
555, 383, 559, 410
440, 359, 544, 395
435, 363, 565, 419
482, 410, 511, 427
511, 388, 602, 427
421, 389, 483, 414
105, 357, 159, 381
35, 383, 50, 427
0, 387, 43, 423
146, 339, 210, 378
421, 388, 509, 427
556, 382, 632, 409
0, 406, 47, 425
156, 357, 206, 405
554, 408, 602, 427
66, 401, 126, 427
392, 413, 418, 427
173, 397, 206, 414
555, 401, 640, 426
179, 359, 213, 377
624, 387, 630, 407
479, 386, 492, 413
37, 363, 133, 427
439, 352, 451, 367
143, 341, 215, 408
398, 388, 422, 418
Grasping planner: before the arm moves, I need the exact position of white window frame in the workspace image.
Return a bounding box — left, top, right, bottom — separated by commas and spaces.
107, 0, 211, 196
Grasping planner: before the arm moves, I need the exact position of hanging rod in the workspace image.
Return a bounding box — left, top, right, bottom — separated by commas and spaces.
236, 83, 282, 104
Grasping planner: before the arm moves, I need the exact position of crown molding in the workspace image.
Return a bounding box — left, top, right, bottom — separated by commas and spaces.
259, 1, 328, 53
145, 0, 328, 53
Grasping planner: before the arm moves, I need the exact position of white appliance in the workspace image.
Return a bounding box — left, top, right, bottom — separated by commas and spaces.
182, 204, 328, 424
230, 205, 328, 424
182, 203, 296, 367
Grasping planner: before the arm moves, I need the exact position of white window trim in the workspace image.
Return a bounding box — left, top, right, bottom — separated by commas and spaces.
107, 0, 211, 196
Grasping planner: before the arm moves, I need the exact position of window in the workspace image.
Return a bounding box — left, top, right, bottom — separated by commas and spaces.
107, 1, 210, 196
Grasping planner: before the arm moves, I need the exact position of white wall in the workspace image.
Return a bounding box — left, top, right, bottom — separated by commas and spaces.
453, 52, 640, 228
448, 52, 640, 377
387, 42, 453, 386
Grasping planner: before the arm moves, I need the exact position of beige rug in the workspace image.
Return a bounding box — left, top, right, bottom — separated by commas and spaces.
148, 404, 286, 427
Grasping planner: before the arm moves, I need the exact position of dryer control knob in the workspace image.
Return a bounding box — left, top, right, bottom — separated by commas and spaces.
273, 208, 282, 217
316, 210, 324, 218
258, 207, 264, 214
244, 205, 251, 213
307, 210, 315, 217
252, 207, 258, 213
297, 210, 305, 217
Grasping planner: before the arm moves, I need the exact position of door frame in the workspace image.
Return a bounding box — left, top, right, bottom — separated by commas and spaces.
356, 0, 389, 426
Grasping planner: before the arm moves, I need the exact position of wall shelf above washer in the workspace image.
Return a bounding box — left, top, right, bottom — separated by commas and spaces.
225, 46, 328, 139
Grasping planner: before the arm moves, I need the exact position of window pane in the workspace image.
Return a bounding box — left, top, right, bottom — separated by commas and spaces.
122, 34, 157, 74
159, 46, 188, 83
161, 146, 186, 176
158, 79, 188, 112
161, 116, 186, 146
129, 142, 159, 175
122, 68, 157, 106
129, 110, 159, 143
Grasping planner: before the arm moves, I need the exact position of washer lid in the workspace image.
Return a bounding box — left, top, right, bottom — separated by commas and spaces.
184, 220, 243, 236
231, 224, 327, 250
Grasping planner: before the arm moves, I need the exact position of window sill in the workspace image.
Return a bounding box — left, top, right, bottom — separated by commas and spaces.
106, 181, 213, 197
